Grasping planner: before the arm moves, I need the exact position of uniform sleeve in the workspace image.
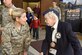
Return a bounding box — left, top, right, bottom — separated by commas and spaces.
24, 24, 32, 51
0, 5, 4, 27
0, 9, 2, 27
66, 23, 82, 55
0, 13, 2, 26
2, 27, 13, 55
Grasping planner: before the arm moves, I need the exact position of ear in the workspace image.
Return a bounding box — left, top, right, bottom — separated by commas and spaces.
16, 17, 19, 21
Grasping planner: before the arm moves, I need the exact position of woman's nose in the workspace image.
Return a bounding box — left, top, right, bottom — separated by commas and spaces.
25, 17, 27, 20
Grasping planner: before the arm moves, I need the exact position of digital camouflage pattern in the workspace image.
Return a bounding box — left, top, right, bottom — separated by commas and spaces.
0, 5, 3, 35
1, 23, 31, 55
0, 5, 3, 26
1, 5, 16, 27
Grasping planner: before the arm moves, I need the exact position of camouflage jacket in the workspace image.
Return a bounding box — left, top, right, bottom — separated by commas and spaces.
0, 5, 3, 26
1, 5, 16, 27
1, 23, 31, 55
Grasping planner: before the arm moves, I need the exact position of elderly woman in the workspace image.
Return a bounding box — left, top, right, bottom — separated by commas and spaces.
2, 8, 31, 55
40, 9, 82, 55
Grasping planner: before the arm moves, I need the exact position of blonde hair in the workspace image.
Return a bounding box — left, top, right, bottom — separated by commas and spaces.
9, 8, 26, 21
27, 7, 33, 13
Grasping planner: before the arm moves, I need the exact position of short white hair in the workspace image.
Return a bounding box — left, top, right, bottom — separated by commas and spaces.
44, 11, 58, 20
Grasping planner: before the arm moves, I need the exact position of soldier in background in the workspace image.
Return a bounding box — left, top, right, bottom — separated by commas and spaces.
0, 0, 16, 47
51, 0, 61, 20
0, 4, 3, 35
0, 0, 16, 29
1, 8, 31, 55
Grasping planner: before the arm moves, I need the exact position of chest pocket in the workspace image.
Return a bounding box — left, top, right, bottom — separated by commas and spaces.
21, 26, 29, 35
11, 29, 22, 44
11, 29, 18, 37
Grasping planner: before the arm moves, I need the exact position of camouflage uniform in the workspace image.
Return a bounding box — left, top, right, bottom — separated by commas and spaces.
0, 5, 16, 44
0, 5, 3, 35
1, 5, 16, 27
1, 23, 31, 55
0, 5, 3, 26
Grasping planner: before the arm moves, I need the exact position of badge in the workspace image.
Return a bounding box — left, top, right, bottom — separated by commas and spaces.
49, 48, 57, 55
55, 32, 61, 39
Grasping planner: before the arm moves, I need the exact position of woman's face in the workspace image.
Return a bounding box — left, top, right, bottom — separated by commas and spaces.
18, 13, 27, 25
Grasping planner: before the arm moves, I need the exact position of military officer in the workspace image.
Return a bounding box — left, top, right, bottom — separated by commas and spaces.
0, 5, 2, 33
0, 0, 16, 50
0, 0, 16, 27
1, 8, 31, 55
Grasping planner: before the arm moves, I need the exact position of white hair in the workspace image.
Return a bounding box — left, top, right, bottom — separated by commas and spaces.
44, 11, 58, 21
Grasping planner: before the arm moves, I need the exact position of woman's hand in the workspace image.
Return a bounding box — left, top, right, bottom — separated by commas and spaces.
23, 50, 27, 55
